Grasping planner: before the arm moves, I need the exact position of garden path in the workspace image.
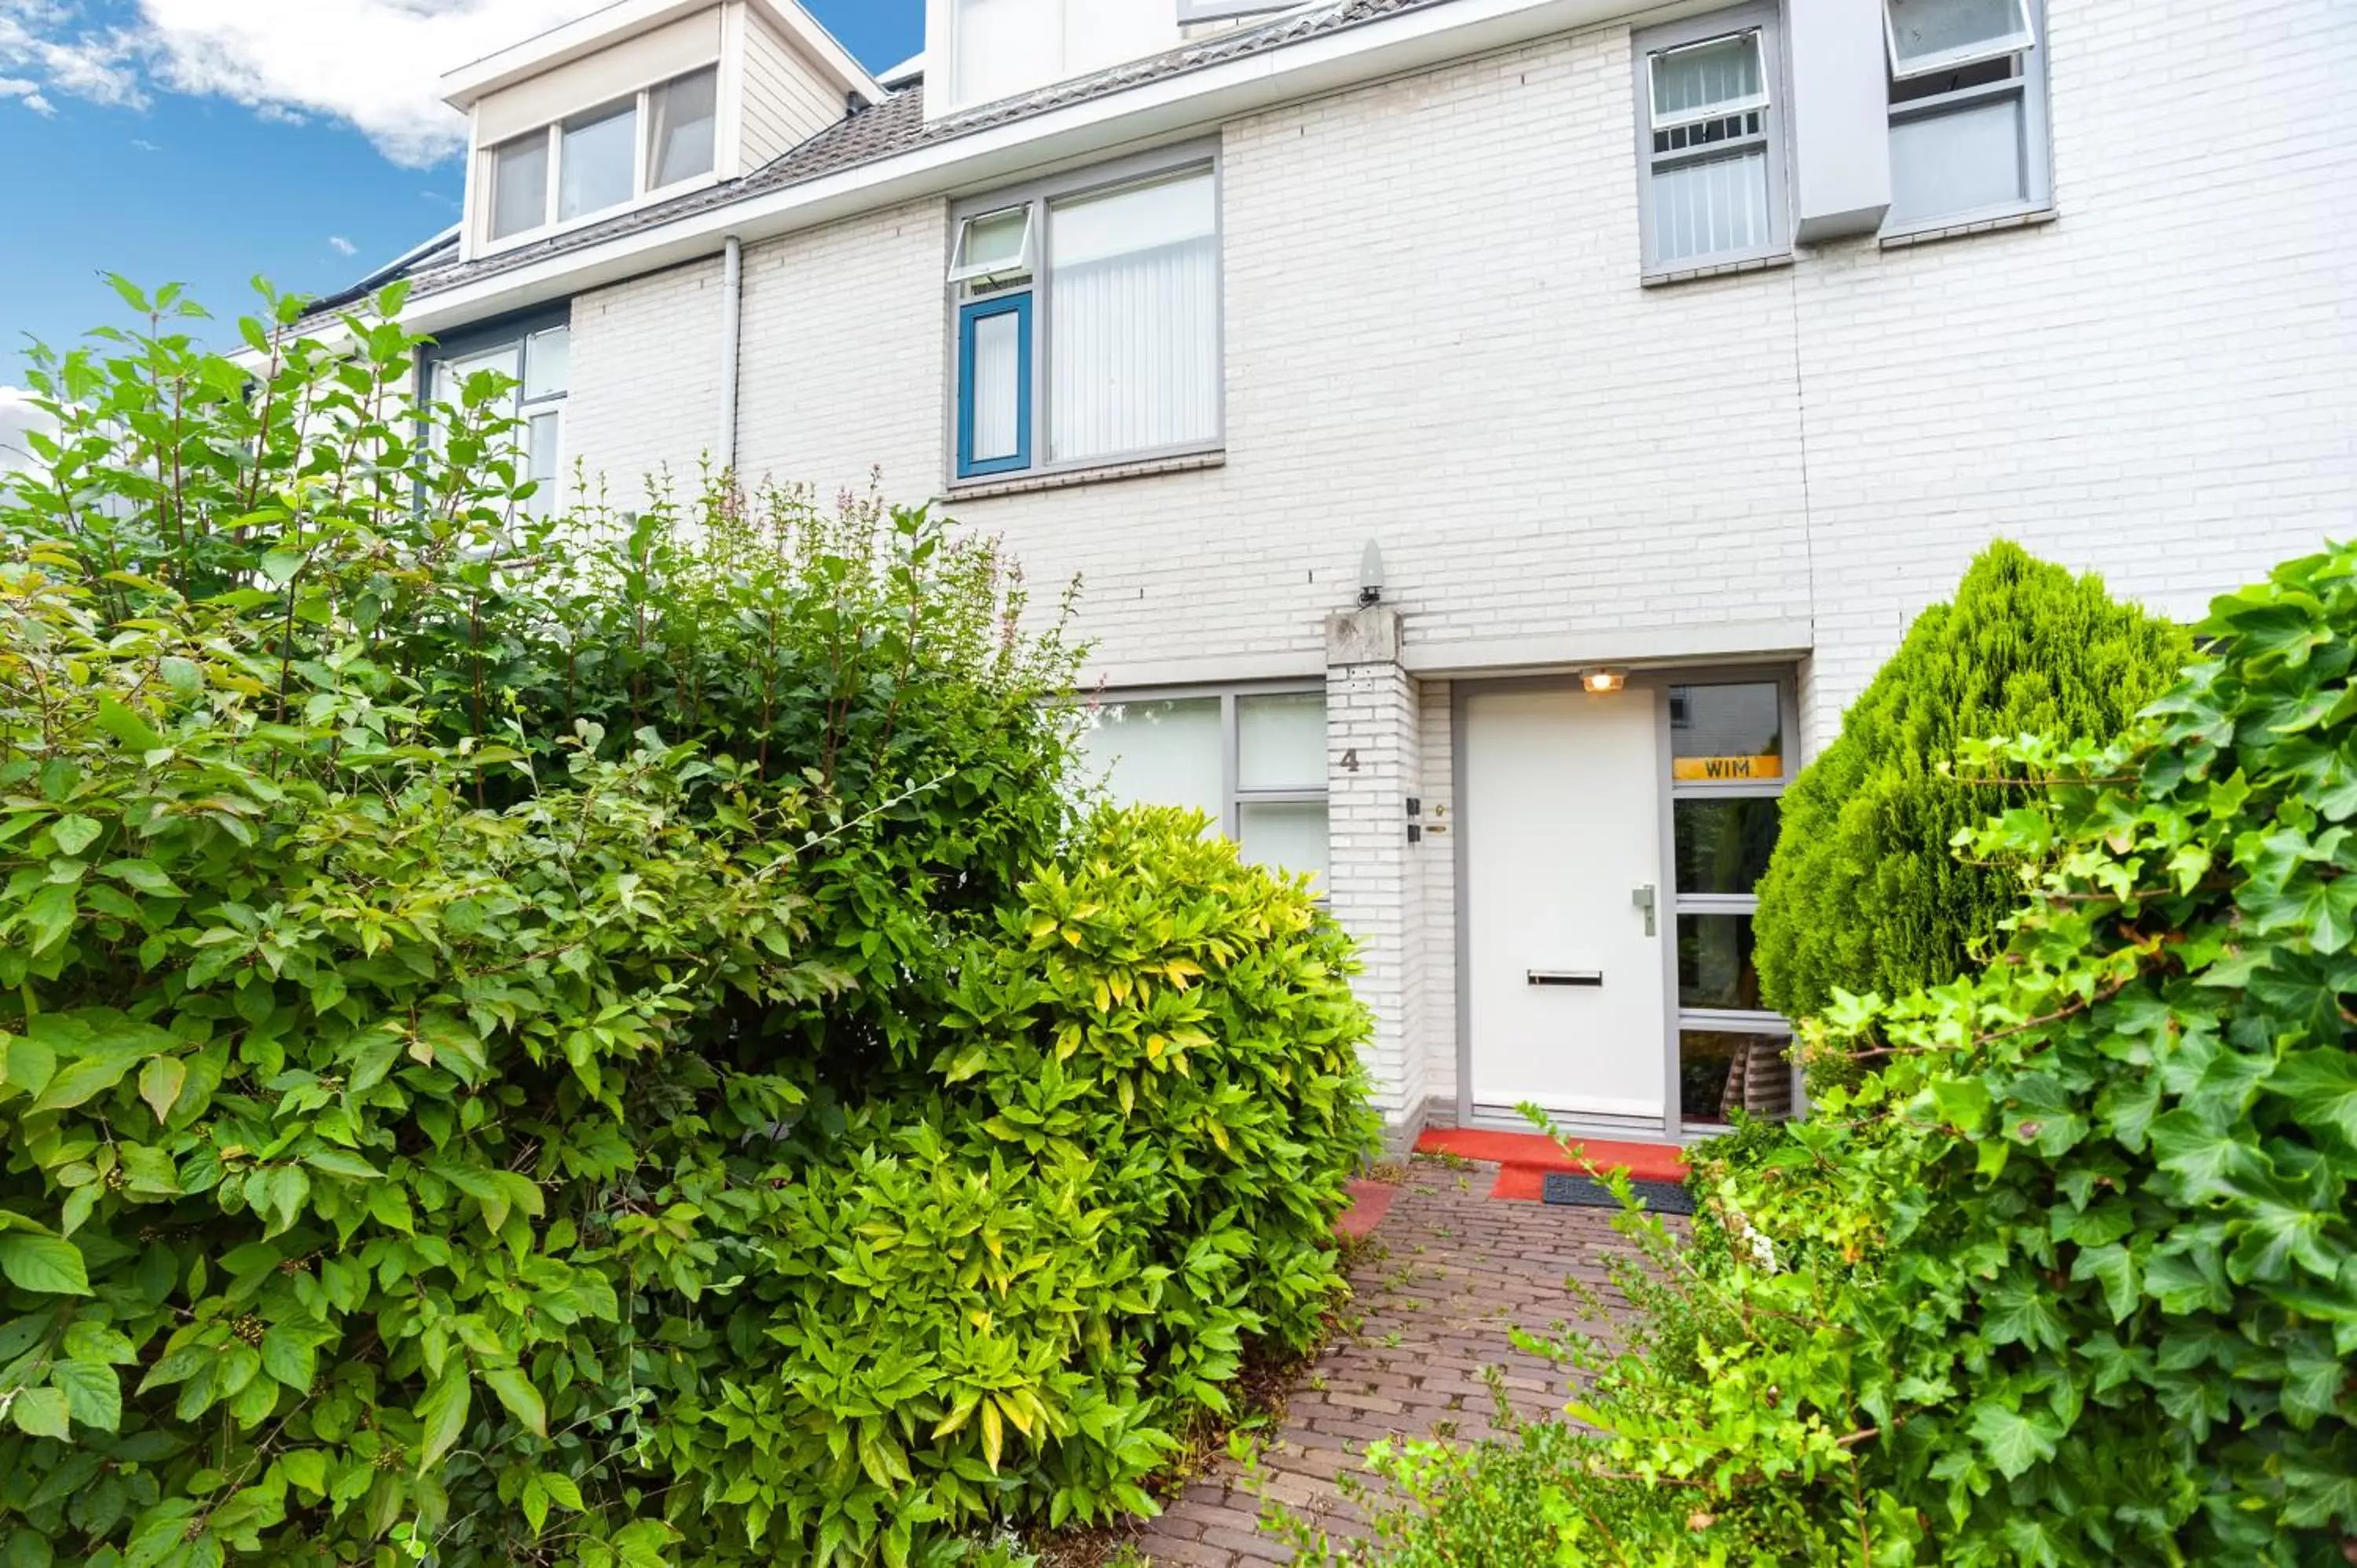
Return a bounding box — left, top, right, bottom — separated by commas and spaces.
1097, 1157, 1637, 1566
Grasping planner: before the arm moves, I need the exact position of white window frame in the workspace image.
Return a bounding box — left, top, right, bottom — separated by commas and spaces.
944, 141, 1226, 488
1177, 0, 1301, 21
1631, 3, 1793, 281
420, 313, 573, 521
948, 203, 1039, 286
1880, 0, 2052, 239
475, 64, 722, 255
1647, 31, 1771, 134
1080, 681, 1330, 884
1883, 0, 2036, 79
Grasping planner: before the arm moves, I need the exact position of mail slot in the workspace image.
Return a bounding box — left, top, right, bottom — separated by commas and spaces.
1527, 970, 1604, 987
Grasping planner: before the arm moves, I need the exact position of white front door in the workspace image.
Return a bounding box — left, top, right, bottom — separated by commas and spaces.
1463, 685, 1668, 1124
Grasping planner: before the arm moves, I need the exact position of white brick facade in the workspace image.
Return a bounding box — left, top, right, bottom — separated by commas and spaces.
544, 0, 2357, 1135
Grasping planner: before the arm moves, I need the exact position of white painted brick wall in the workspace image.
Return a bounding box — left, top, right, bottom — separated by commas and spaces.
566, 257, 728, 509
553, 0, 2357, 1127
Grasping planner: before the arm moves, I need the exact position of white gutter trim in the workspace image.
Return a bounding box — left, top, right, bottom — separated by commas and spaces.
718, 236, 744, 472
399, 0, 1627, 335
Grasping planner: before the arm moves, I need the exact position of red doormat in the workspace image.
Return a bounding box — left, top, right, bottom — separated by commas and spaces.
1415, 1127, 1689, 1203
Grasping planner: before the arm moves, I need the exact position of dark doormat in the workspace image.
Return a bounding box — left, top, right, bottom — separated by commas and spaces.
1541, 1172, 1696, 1215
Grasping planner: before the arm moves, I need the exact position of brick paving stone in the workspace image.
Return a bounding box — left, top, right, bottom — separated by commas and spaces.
1086, 1159, 1640, 1566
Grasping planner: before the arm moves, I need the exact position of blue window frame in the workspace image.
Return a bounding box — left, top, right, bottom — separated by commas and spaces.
956, 293, 1032, 480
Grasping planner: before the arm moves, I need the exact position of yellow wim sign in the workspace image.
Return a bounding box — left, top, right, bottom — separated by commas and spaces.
1673, 755, 1784, 782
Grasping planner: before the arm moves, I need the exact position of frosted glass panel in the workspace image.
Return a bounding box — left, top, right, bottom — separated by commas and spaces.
1651, 148, 1771, 264
959, 207, 1032, 275
1237, 693, 1326, 791
560, 102, 637, 220
523, 328, 570, 401
968, 310, 1024, 463
1082, 698, 1223, 826
1240, 801, 1329, 888
1890, 97, 2027, 224
1651, 32, 1764, 127
649, 68, 718, 189
1886, 0, 2033, 74
522, 412, 562, 519
1048, 170, 1220, 463
490, 136, 548, 240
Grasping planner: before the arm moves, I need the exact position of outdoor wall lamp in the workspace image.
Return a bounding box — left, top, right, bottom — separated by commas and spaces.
1359, 540, 1385, 607
1582, 669, 1628, 694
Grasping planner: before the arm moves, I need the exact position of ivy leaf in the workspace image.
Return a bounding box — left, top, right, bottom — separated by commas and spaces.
52, 1360, 121, 1432
2069, 1243, 2141, 1324
416, 1364, 471, 1471
2268, 1049, 2357, 1154
1967, 1401, 2062, 1481
482, 1366, 547, 1438
9, 1388, 69, 1442
0, 1235, 92, 1296
137, 1057, 186, 1125
2147, 1109, 2261, 1198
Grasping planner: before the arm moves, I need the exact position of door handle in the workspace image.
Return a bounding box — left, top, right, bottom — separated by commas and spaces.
1633, 884, 1658, 936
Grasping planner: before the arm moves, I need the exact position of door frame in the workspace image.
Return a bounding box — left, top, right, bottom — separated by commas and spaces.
1452, 664, 1802, 1143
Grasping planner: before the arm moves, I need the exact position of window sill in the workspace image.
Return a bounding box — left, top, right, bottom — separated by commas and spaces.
1641, 251, 1796, 290
946, 449, 1226, 500
1880, 205, 2057, 251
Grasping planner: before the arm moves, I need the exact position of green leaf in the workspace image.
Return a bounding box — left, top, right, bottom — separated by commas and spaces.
52, 1359, 121, 1431
2269, 1048, 2357, 1154
0, 1234, 91, 1295
1967, 1401, 2062, 1482
259, 548, 306, 587
482, 1366, 547, 1438
279, 1449, 329, 1497
260, 1325, 317, 1392
138, 1056, 186, 1125
302, 1149, 384, 1181
94, 697, 165, 754
9, 1387, 69, 1441
16, 884, 75, 958
49, 815, 101, 856
416, 1364, 471, 1471
2070, 1243, 2141, 1324
0, 1035, 57, 1103
33, 1051, 140, 1112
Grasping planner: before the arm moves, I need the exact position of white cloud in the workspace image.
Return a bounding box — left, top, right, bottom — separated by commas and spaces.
1, 73, 53, 113
0, 387, 59, 474
1, 0, 596, 167
328, 234, 358, 257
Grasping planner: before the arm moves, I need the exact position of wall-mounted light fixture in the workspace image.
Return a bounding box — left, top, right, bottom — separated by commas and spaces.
1359, 540, 1385, 608
1582, 669, 1628, 695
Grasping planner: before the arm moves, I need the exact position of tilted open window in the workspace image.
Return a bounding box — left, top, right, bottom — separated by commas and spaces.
948, 204, 1039, 286
1882, 0, 2051, 234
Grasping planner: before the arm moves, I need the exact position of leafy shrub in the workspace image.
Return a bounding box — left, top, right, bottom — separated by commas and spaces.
0, 284, 1376, 1566
1753, 540, 2188, 1025
1325, 537, 2356, 1566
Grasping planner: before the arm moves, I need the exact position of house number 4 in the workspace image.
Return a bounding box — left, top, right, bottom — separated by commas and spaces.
1340, 749, 1361, 774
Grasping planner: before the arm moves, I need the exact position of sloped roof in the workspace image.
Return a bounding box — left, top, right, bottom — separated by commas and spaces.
334, 0, 1451, 313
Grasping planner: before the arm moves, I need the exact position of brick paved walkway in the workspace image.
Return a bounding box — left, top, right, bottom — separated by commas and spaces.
1106, 1158, 1638, 1566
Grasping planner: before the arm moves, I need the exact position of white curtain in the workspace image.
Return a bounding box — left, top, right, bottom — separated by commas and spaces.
649, 68, 718, 189
1047, 170, 1219, 465
1652, 149, 1770, 263
967, 310, 1024, 464
1651, 33, 1761, 125
1080, 698, 1224, 826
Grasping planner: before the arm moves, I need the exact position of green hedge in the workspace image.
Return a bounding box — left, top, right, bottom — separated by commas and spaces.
0, 282, 1376, 1567
1753, 541, 2188, 1024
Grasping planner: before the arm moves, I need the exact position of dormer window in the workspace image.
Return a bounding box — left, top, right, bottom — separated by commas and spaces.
481, 64, 720, 245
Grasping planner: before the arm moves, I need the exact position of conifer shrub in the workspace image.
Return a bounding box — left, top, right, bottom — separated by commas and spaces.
1752, 541, 2189, 1029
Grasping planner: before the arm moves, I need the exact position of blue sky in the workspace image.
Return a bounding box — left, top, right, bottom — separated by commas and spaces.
0, 2, 923, 389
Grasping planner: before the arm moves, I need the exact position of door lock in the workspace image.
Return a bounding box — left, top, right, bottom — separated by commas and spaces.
1632, 884, 1658, 936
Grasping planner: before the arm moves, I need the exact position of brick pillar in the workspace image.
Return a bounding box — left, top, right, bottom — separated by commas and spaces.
1325, 606, 1424, 1151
